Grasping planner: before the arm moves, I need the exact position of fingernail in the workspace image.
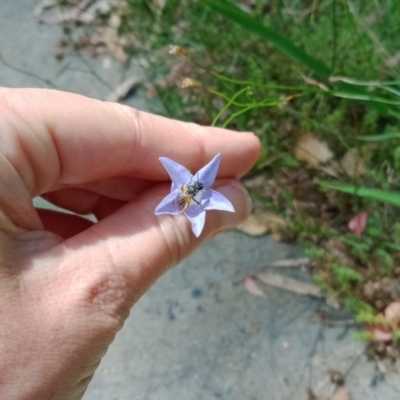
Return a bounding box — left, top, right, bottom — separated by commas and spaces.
232, 180, 252, 218
216, 180, 252, 228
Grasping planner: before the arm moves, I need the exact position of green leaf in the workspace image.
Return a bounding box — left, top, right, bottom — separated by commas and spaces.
318, 181, 400, 207
357, 132, 400, 141
332, 264, 363, 284
345, 297, 374, 315
331, 91, 400, 105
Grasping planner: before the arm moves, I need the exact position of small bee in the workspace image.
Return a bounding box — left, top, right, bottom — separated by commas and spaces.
177, 177, 204, 212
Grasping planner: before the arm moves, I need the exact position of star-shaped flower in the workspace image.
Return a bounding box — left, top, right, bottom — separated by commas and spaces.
155, 154, 235, 237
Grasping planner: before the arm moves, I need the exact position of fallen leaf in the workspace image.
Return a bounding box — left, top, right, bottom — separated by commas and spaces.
78, 0, 115, 24
348, 211, 368, 236
367, 301, 400, 341
340, 149, 367, 178
107, 77, 141, 102
236, 215, 269, 236
38, 0, 93, 24
330, 387, 349, 400
96, 26, 128, 62
372, 328, 393, 342
384, 301, 400, 322
236, 212, 287, 236
294, 134, 333, 167
256, 272, 324, 298
244, 277, 266, 297
318, 163, 339, 178
270, 257, 310, 268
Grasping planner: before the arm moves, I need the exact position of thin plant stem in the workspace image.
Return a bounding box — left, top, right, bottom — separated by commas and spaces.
210, 70, 318, 92
221, 99, 284, 129
211, 87, 249, 126
207, 88, 277, 107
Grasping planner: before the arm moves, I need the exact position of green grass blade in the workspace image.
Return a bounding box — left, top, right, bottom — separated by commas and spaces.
357, 132, 400, 141
318, 181, 400, 207
331, 91, 400, 105
200, 0, 389, 114
200, 0, 330, 79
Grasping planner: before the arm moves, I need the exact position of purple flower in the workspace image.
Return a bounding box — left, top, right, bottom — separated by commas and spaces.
155, 153, 235, 237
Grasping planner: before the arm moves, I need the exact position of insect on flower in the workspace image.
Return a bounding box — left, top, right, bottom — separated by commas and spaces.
177, 176, 204, 211
155, 154, 235, 237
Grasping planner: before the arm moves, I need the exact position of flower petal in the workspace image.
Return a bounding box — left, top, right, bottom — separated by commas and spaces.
202, 189, 235, 212
195, 153, 221, 188
155, 191, 181, 215
184, 202, 206, 237
159, 157, 192, 191
348, 211, 368, 236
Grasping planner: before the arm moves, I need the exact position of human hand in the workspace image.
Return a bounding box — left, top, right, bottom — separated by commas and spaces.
0, 88, 260, 399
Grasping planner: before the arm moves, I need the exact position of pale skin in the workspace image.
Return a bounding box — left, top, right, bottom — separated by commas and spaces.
0, 88, 260, 400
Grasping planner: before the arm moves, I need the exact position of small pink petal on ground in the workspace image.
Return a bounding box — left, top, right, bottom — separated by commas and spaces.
244, 277, 266, 297
372, 328, 393, 342
348, 211, 368, 236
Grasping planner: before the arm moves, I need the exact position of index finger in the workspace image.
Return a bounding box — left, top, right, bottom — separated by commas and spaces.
0, 89, 260, 195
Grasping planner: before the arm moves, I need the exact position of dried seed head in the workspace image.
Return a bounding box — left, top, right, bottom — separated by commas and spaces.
169, 45, 189, 57
181, 78, 201, 88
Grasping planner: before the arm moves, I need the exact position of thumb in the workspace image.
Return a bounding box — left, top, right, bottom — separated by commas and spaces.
52, 179, 250, 312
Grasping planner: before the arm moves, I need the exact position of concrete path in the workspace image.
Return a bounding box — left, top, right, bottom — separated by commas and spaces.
1, 2, 400, 399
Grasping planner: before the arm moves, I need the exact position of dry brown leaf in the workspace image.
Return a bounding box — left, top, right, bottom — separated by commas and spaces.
384, 301, 400, 321
294, 134, 333, 167
257, 272, 324, 297
270, 257, 310, 267
236, 215, 269, 236
340, 149, 367, 178
96, 26, 128, 62
107, 77, 141, 102
318, 162, 339, 177
237, 212, 287, 236
38, 0, 93, 24
39, 8, 79, 24
78, 0, 115, 24
244, 277, 266, 297
330, 386, 349, 400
